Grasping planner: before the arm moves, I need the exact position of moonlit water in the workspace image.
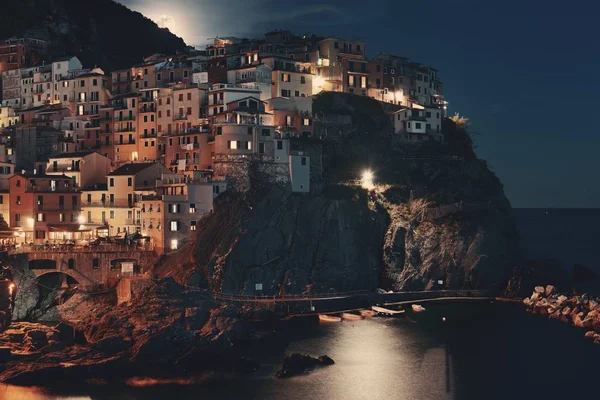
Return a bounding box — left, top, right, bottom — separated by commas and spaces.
5, 302, 600, 400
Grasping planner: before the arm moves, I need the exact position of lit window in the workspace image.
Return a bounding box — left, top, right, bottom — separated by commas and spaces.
37, 213, 44, 222
170, 239, 178, 250
191, 221, 197, 231
170, 221, 178, 231
189, 203, 196, 213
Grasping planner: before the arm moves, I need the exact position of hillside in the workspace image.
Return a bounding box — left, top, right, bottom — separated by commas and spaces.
158, 93, 521, 295
0, 0, 187, 71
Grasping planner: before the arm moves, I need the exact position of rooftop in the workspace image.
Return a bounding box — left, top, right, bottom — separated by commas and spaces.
108, 162, 156, 176
48, 151, 97, 159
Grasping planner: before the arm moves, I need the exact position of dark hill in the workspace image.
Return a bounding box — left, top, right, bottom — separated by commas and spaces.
0, 0, 187, 71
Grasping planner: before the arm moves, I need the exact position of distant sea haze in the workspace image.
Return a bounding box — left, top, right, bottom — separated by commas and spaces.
513, 208, 600, 273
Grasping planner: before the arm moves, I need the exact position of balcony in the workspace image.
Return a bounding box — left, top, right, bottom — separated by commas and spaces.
180, 142, 200, 150
116, 139, 136, 145
83, 201, 134, 208
174, 114, 188, 121
114, 127, 136, 133
139, 105, 156, 113
115, 115, 136, 122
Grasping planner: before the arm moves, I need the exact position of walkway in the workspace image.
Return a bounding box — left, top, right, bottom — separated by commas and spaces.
214, 289, 493, 318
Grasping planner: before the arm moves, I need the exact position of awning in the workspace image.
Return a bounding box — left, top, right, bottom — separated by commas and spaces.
48, 224, 92, 233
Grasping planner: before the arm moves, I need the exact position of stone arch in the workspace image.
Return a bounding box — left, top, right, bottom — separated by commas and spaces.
28, 259, 57, 270
35, 270, 80, 284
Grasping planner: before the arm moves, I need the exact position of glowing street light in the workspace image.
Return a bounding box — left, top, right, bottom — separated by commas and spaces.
78, 215, 86, 224
361, 169, 374, 190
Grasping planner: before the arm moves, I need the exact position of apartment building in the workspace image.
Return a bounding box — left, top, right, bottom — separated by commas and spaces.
9, 173, 83, 244
267, 97, 314, 138
81, 162, 170, 238
46, 151, 111, 189
163, 128, 212, 174
139, 173, 227, 254
0, 106, 18, 129
207, 83, 261, 117
393, 105, 443, 142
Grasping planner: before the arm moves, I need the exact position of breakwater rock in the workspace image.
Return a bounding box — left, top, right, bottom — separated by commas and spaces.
524, 285, 600, 343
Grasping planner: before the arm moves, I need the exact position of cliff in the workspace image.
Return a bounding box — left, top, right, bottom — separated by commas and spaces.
160, 93, 521, 295
0, 0, 187, 71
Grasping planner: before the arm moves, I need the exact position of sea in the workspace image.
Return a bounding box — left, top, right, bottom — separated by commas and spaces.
2, 208, 598, 400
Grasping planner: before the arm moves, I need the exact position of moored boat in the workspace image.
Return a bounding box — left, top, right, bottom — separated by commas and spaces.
371, 306, 405, 316
411, 304, 426, 313
341, 312, 363, 321
319, 314, 342, 322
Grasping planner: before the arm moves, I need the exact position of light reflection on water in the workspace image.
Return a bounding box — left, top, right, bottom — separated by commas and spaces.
4, 302, 600, 400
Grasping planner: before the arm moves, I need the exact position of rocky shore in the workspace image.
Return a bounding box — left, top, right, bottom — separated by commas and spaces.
523, 285, 600, 343
0, 278, 268, 385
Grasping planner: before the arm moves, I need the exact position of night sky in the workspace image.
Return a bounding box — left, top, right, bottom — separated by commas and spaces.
118, 0, 599, 208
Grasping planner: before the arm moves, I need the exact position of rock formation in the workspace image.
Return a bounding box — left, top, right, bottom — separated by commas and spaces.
523, 285, 600, 343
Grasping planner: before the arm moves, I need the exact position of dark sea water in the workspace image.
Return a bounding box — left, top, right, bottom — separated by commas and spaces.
4, 302, 600, 400
513, 208, 600, 273
3, 208, 599, 400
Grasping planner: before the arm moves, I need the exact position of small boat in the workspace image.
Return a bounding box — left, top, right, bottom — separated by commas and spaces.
319, 314, 342, 323
360, 310, 376, 318
372, 306, 406, 316
411, 304, 426, 313
341, 313, 363, 321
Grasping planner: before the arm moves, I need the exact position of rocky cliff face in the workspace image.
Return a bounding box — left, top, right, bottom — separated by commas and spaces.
157, 95, 520, 295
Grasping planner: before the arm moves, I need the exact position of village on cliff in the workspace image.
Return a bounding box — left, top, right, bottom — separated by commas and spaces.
0, 30, 448, 288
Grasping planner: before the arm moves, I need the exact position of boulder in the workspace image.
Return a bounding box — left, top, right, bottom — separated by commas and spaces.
318, 355, 335, 365
588, 300, 598, 311
531, 293, 540, 302
585, 331, 595, 338
275, 353, 334, 378
545, 285, 556, 296
556, 295, 568, 306
523, 298, 531, 306
534, 286, 545, 294
561, 306, 571, 316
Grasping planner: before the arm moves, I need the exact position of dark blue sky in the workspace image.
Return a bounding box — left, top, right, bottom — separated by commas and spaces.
118, 0, 599, 208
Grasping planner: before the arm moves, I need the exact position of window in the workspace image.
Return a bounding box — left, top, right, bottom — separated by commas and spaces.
277, 140, 283, 150
189, 203, 196, 213
92, 258, 100, 269
187, 93, 191, 101
300, 76, 306, 84
191, 221, 197, 231
110, 210, 115, 219
295, 90, 300, 97
170, 239, 178, 250
281, 89, 291, 97
169, 204, 181, 214
127, 177, 132, 186
281, 73, 291, 82
35, 230, 46, 240
59, 213, 65, 222
259, 143, 265, 154
228, 140, 237, 150
261, 129, 270, 136
303, 118, 311, 126
170, 220, 179, 231
247, 127, 253, 135
301, 157, 307, 166
415, 123, 422, 129
109, 178, 114, 187
426, 111, 432, 118
37, 213, 45, 222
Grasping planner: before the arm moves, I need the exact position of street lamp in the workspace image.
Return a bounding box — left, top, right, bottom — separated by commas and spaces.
361, 169, 374, 190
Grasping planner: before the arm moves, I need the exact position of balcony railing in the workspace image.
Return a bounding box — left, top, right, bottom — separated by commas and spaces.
114, 127, 136, 133
83, 201, 134, 208
174, 114, 188, 121
116, 140, 136, 145
115, 115, 136, 122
